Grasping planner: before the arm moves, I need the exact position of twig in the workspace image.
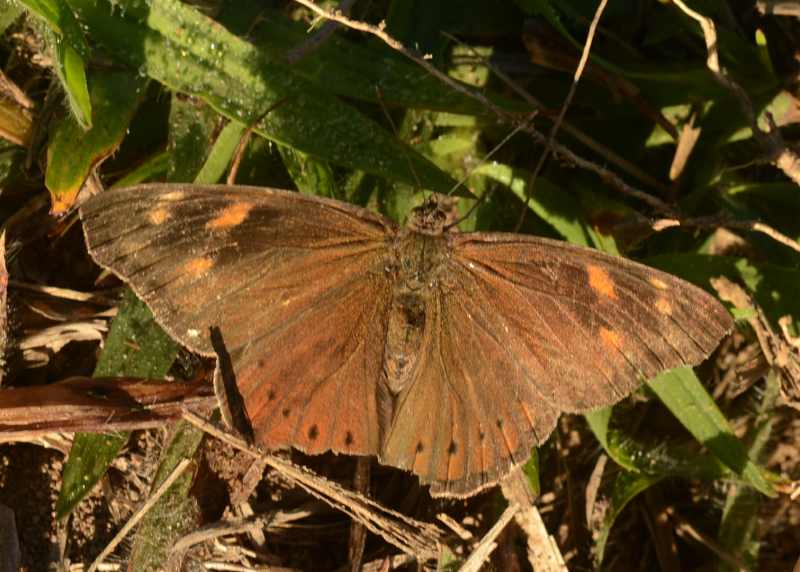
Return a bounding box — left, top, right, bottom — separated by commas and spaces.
182, 410, 442, 560
286, 0, 358, 63
501, 468, 567, 572
87, 459, 192, 572
712, 276, 800, 402
672, 0, 800, 185
650, 215, 800, 255
519, 0, 609, 231
671, 508, 747, 571
756, 1, 800, 17
289, 0, 672, 214
458, 503, 520, 572
171, 509, 311, 554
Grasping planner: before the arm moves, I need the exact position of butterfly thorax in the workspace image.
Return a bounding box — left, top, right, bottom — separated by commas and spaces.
383, 230, 449, 398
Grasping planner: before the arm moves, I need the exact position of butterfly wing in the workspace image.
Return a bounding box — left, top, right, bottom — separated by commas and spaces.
381, 232, 732, 496
81, 184, 397, 457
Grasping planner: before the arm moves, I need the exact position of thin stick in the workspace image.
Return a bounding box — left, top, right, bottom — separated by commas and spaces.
286, 0, 358, 63
651, 215, 800, 255
182, 411, 441, 559
459, 503, 520, 572
290, 0, 673, 215
518, 0, 609, 231
672, 0, 800, 185
87, 459, 192, 572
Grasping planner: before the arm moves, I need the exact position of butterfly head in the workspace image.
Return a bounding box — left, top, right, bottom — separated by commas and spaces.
406, 196, 454, 236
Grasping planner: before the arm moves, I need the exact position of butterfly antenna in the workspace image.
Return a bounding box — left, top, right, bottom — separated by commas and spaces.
376, 86, 424, 194
444, 111, 537, 231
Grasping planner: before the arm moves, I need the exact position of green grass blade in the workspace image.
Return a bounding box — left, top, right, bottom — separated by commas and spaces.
193, 120, 246, 185
647, 367, 774, 497
64, 0, 458, 194
126, 421, 205, 571
45, 70, 145, 211
21, 0, 92, 127
56, 291, 178, 518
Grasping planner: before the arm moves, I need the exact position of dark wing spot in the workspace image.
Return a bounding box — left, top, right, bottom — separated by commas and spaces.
447, 441, 458, 455
267, 389, 276, 401
415, 441, 425, 453
344, 431, 354, 446
308, 425, 319, 441
479, 431, 486, 441
257, 359, 265, 368
496, 419, 504, 428
282, 407, 291, 417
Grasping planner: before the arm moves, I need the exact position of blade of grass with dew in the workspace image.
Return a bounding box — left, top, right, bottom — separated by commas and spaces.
56, 290, 179, 518
63, 0, 460, 195
57, 94, 226, 518
20, 0, 92, 128
278, 145, 338, 199
250, 9, 525, 117
45, 70, 146, 212
716, 372, 779, 571
647, 367, 774, 497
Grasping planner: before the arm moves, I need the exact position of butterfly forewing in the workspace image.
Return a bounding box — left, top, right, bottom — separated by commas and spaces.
81, 184, 397, 457
447, 232, 732, 410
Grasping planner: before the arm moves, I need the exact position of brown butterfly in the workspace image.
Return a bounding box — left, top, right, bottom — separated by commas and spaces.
80, 184, 732, 497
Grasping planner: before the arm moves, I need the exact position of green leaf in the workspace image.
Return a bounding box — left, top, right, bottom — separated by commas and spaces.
193, 120, 246, 185
594, 470, 664, 563
647, 367, 774, 497
111, 151, 170, 188
55, 40, 92, 128
21, 0, 93, 127
278, 145, 338, 199
473, 163, 593, 246
716, 373, 779, 571
56, 291, 178, 518
127, 421, 204, 571
65, 0, 459, 194
45, 70, 146, 212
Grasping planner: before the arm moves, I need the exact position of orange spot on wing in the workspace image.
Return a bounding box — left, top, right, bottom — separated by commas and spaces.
655, 297, 673, 315
205, 202, 253, 230
184, 256, 213, 277
649, 277, 669, 290
148, 208, 170, 225
587, 264, 617, 299
600, 327, 622, 350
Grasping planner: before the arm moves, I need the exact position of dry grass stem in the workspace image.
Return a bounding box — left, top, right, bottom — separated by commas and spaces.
87, 458, 192, 572
672, 0, 800, 185
182, 411, 442, 561
458, 503, 519, 572
519, 0, 609, 231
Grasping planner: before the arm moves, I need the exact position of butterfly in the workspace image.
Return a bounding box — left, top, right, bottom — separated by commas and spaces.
80, 184, 732, 497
